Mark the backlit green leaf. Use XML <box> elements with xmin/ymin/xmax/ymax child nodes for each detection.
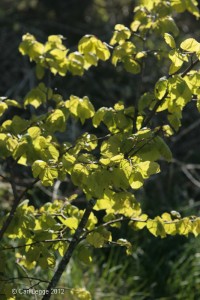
<box><xmin>45</xmin><ymin>109</ymin><xmax>66</xmax><ymax>132</ymax></box>
<box><xmin>168</xmin><ymin>49</ymin><xmax>188</xmax><ymax>74</ymax></box>
<box><xmin>71</xmin><ymin>163</ymin><xmax>89</xmax><ymax>186</ymax></box>
<box><xmin>65</xmin><ymin>95</ymin><xmax>95</xmax><ymax>124</ymax></box>
<box><xmin>70</xmin><ymin>288</ymin><xmax>92</xmax><ymax>300</ymax></box>
<box><xmin>32</xmin><ymin>160</ymin><xmax>58</xmax><ymax>186</ymax></box>
<box><xmin>164</xmin><ymin>33</ymin><xmax>176</xmax><ymax>48</ymax></box>
<box><xmin>154</xmin><ymin>78</ymin><xmax>168</xmax><ymax>100</ymax></box>
<box><xmin>110</xmin><ymin>24</ymin><xmax>131</xmax><ymax>45</ymax></box>
<box><xmin>24</xmin><ymin>86</ymin><xmax>46</xmax><ymax>108</ymax></box>
<box><xmin>0</xmin><ymin>102</ymin><xmax>8</xmax><ymax>117</ymax></box>
<box><xmin>147</xmin><ymin>217</ymin><xmax>167</xmax><ymax>238</ymax></box>
<box><xmin>180</xmin><ymin>38</ymin><xmax>200</xmax><ymax>52</ymax></box>
<box><xmin>123</xmin><ymin>57</ymin><xmax>141</xmax><ymax>74</ymax></box>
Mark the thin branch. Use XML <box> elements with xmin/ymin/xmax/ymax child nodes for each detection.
<box><xmin>65</xmin><ymin>133</ymin><xmax>111</xmax><ymax>153</ymax></box>
<box><xmin>180</xmin><ymin>58</ymin><xmax>199</xmax><ymax>78</ymax></box>
<box><xmin>37</xmin><ymin>184</ymin><xmax>66</xmax><ymax>200</ymax></box>
<box><xmin>28</xmin><ymin>281</ymin><xmax>46</xmax><ymax>290</ymax></box>
<box><xmin>172</xmin><ymin>158</ymin><xmax>200</xmax><ymax>188</ymax></box>
<box><xmin>42</xmin><ymin>199</ymin><xmax>96</xmax><ymax>300</ymax></box>
<box><xmin>16</xmin><ymin>262</ymin><xmax>37</xmax><ymax>300</ymax></box>
<box><xmin>81</xmin><ymin>213</ymin><xmax>199</xmax><ymax>243</ymax></box>
<box><xmin>180</xmin><ymin>201</ymin><xmax>200</xmax><ymax>212</ymax></box>
<box><xmin>126</xmin><ymin>127</ymin><xmax>162</xmax><ymax>158</ymax></box>
<box><xmin>172</xmin><ymin>158</ymin><xmax>200</xmax><ymax>170</ymax></box>
<box><xmin>0</xmin><ymin>238</ymin><xmax>71</xmax><ymax>251</ymax></box>
<box><xmin>181</xmin><ymin>167</ymin><xmax>200</xmax><ymax>188</ymax></box>
<box><xmin>16</xmin><ymin>263</ymin><xmax>32</xmax><ymax>285</ymax></box>
<box><xmin>143</xmin><ymin>91</ymin><xmax>168</xmax><ymax>127</ymax></box>
<box><xmin>0</xmin><ymin>277</ymin><xmax>50</xmax><ymax>283</ymax></box>
<box><xmin>185</xmin><ymin>163</ymin><xmax>200</xmax><ymax>170</ymax></box>
<box><xmin>80</xmin><ymin>216</ymin><xmax>147</xmax><ymax>241</ymax></box>
<box><xmin>172</xmin><ymin>118</ymin><xmax>200</xmax><ymax>143</ymax></box>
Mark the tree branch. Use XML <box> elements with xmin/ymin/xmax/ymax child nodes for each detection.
<box><xmin>0</xmin><ymin>277</ymin><xmax>49</xmax><ymax>283</ymax></box>
<box><xmin>0</xmin><ymin>238</ymin><xmax>71</xmax><ymax>251</ymax></box>
<box><xmin>181</xmin><ymin>167</ymin><xmax>200</xmax><ymax>188</ymax></box>
<box><xmin>143</xmin><ymin>91</ymin><xmax>168</xmax><ymax>128</ymax></box>
<box><xmin>80</xmin><ymin>216</ymin><xmax>146</xmax><ymax>241</ymax></box>
<box><xmin>180</xmin><ymin>57</ymin><xmax>199</xmax><ymax>78</ymax></box>
<box><xmin>42</xmin><ymin>199</ymin><xmax>96</xmax><ymax>300</ymax></box>
<box><xmin>172</xmin><ymin>118</ymin><xmax>200</xmax><ymax>143</ymax></box>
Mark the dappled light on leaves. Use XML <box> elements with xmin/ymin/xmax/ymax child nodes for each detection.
<box><xmin>1</xmin><ymin>0</ymin><xmax>200</xmax><ymax>299</ymax></box>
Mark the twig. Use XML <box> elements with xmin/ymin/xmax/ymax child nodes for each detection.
<box><xmin>172</xmin><ymin>118</ymin><xmax>200</xmax><ymax>143</ymax></box>
<box><xmin>126</xmin><ymin>127</ymin><xmax>162</xmax><ymax>158</ymax></box>
<box><xmin>172</xmin><ymin>158</ymin><xmax>200</xmax><ymax>188</ymax></box>
<box><xmin>80</xmin><ymin>216</ymin><xmax>147</xmax><ymax>241</ymax></box>
<box><xmin>180</xmin><ymin>58</ymin><xmax>199</xmax><ymax>78</ymax></box>
<box><xmin>16</xmin><ymin>262</ymin><xmax>37</xmax><ymax>300</ymax></box>
<box><xmin>0</xmin><ymin>277</ymin><xmax>49</xmax><ymax>283</ymax></box>
<box><xmin>143</xmin><ymin>91</ymin><xmax>168</xmax><ymax>127</ymax></box>
<box><xmin>181</xmin><ymin>167</ymin><xmax>200</xmax><ymax>188</ymax></box>
<box><xmin>0</xmin><ymin>238</ymin><xmax>71</xmax><ymax>251</ymax></box>
<box><xmin>180</xmin><ymin>201</ymin><xmax>200</xmax><ymax>212</ymax></box>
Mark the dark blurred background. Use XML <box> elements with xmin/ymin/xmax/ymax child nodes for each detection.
<box><xmin>1</xmin><ymin>0</ymin><xmax>200</xmax><ymax>299</ymax></box>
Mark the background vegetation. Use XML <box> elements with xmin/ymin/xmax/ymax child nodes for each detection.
<box><xmin>1</xmin><ymin>0</ymin><xmax>200</xmax><ymax>299</ymax></box>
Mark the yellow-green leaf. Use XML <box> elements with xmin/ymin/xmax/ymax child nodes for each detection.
<box><xmin>45</xmin><ymin>109</ymin><xmax>66</xmax><ymax>132</ymax></box>
<box><xmin>164</xmin><ymin>33</ymin><xmax>176</xmax><ymax>48</ymax></box>
<box><xmin>180</xmin><ymin>38</ymin><xmax>200</xmax><ymax>52</ymax></box>
<box><xmin>147</xmin><ymin>217</ymin><xmax>166</xmax><ymax>238</ymax></box>
<box><xmin>0</xmin><ymin>102</ymin><xmax>8</xmax><ymax>117</ymax></box>
<box><xmin>110</xmin><ymin>24</ymin><xmax>131</xmax><ymax>45</ymax></box>
<box><xmin>154</xmin><ymin>78</ymin><xmax>168</xmax><ymax>100</ymax></box>
<box><xmin>58</xmin><ymin>216</ymin><xmax>78</xmax><ymax>229</ymax></box>
<box><xmin>86</xmin><ymin>232</ymin><xmax>105</xmax><ymax>248</ymax></box>
<box><xmin>70</xmin><ymin>288</ymin><xmax>91</xmax><ymax>300</ymax></box>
